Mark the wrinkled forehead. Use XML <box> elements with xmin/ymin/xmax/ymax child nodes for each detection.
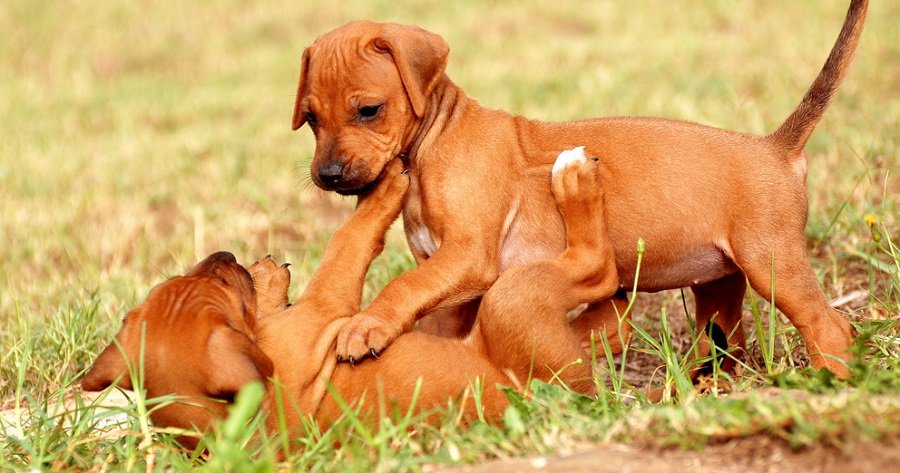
<box><xmin>143</xmin><ymin>276</ymin><xmax>222</xmax><ymax>316</ymax></box>
<box><xmin>304</xmin><ymin>36</ymin><xmax>400</xmax><ymax>99</ymax></box>
<box><xmin>141</xmin><ymin>276</ymin><xmax>255</xmax><ymax>332</ymax></box>
<box><xmin>312</xmin><ymin>20</ymin><xmax>382</xmax><ymax>54</ymax></box>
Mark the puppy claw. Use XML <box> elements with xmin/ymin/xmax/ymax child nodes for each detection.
<box><xmin>348</xmin><ymin>356</ymin><xmax>356</xmax><ymax>367</ymax></box>
<box><xmin>334</xmin><ymin>312</ymin><xmax>399</xmax><ymax>365</ymax></box>
<box><xmin>281</xmin><ymin>262</ymin><xmax>291</xmax><ymax>268</ymax></box>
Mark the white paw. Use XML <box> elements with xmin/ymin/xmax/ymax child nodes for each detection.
<box><xmin>552</xmin><ymin>146</ymin><xmax>587</xmax><ymax>176</ymax></box>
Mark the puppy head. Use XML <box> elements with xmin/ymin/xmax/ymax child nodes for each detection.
<box><xmin>292</xmin><ymin>21</ymin><xmax>449</xmax><ymax>194</ymax></box>
<box><xmin>82</xmin><ymin>251</ymin><xmax>274</xmax><ymax>449</ymax></box>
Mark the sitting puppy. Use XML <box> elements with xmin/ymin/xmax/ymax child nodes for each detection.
<box><xmin>83</xmin><ymin>154</ymin><xmax>622</xmax><ymax>448</ymax></box>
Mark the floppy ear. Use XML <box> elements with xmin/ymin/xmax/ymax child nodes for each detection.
<box><xmin>371</xmin><ymin>24</ymin><xmax>449</xmax><ymax>117</ymax></box>
<box><xmin>82</xmin><ymin>335</ymin><xmax>134</xmax><ymax>391</ymax></box>
<box><xmin>291</xmin><ymin>48</ymin><xmax>312</xmax><ymax>131</ymax></box>
<box><xmin>206</xmin><ymin>328</ymin><xmax>274</xmax><ymax>398</ymax></box>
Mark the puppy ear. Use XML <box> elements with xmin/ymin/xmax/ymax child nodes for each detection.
<box><xmin>82</xmin><ymin>334</ymin><xmax>134</xmax><ymax>391</ymax></box>
<box><xmin>291</xmin><ymin>48</ymin><xmax>312</xmax><ymax>131</ymax></box>
<box><xmin>206</xmin><ymin>328</ymin><xmax>274</xmax><ymax>398</ymax></box>
<box><xmin>372</xmin><ymin>24</ymin><xmax>449</xmax><ymax>117</ymax></box>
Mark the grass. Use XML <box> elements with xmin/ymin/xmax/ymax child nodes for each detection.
<box><xmin>1</xmin><ymin>0</ymin><xmax>898</xmax><ymax>471</ymax></box>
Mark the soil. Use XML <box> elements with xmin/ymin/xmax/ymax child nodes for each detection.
<box><xmin>435</xmin><ymin>436</ymin><xmax>900</xmax><ymax>473</ymax></box>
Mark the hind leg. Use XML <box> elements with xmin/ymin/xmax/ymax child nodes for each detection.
<box><xmin>570</xmin><ymin>294</ymin><xmax>632</xmax><ymax>356</ymax></box>
<box><xmin>735</xmin><ymin>241</ymin><xmax>852</xmax><ymax>378</ymax></box>
<box><xmin>473</xmin><ymin>147</ymin><xmax>619</xmax><ymax>393</ymax></box>
<box><xmin>690</xmin><ymin>271</ymin><xmax>747</xmax><ymax>375</ymax></box>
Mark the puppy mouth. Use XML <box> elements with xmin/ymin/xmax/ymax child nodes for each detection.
<box><xmin>315</xmin><ymin>153</ymin><xmax>403</xmax><ymax>195</ymax></box>
<box><xmin>330</xmin><ymin>161</ymin><xmax>394</xmax><ymax>195</ymax></box>
<box><xmin>333</xmin><ymin>178</ymin><xmax>379</xmax><ymax>196</ymax></box>
<box><xmin>313</xmin><ymin>163</ymin><xmax>378</xmax><ymax>195</ymax></box>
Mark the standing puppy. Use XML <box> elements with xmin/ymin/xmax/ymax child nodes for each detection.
<box><xmin>292</xmin><ymin>1</ymin><xmax>868</xmax><ymax>376</ymax></box>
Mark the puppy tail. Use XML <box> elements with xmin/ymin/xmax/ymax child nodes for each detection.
<box><xmin>768</xmin><ymin>0</ymin><xmax>868</xmax><ymax>155</ymax></box>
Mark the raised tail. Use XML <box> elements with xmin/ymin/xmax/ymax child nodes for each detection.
<box><xmin>768</xmin><ymin>0</ymin><xmax>868</xmax><ymax>154</ymax></box>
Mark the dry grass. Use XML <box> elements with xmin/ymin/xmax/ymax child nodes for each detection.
<box><xmin>1</xmin><ymin>0</ymin><xmax>897</xmax><ymax>470</ymax></box>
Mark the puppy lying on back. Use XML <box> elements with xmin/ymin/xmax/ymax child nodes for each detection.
<box><xmin>83</xmin><ymin>154</ymin><xmax>622</xmax><ymax>448</ymax></box>
<box><xmin>81</xmin><ymin>250</ymin><xmax>276</xmax><ymax>445</ymax></box>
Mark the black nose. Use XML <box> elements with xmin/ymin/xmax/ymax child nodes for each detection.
<box><xmin>206</xmin><ymin>251</ymin><xmax>238</xmax><ymax>265</ymax></box>
<box><xmin>186</xmin><ymin>251</ymin><xmax>238</xmax><ymax>276</ymax></box>
<box><xmin>318</xmin><ymin>162</ymin><xmax>344</xmax><ymax>187</ymax></box>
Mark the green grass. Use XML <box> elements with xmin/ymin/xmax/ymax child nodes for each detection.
<box><xmin>1</xmin><ymin>0</ymin><xmax>898</xmax><ymax>471</ymax></box>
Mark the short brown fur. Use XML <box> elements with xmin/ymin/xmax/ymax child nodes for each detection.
<box><xmin>294</xmin><ymin>1</ymin><xmax>868</xmax><ymax>377</ymax></box>
<box><xmin>83</xmin><ymin>159</ymin><xmax>622</xmax><ymax>446</ymax></box>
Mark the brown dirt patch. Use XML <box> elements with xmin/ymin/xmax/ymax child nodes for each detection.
<box><xmin>436</xmin><ymin>436</ymin><xmax>900</xmax><ymax>473</ymax></box>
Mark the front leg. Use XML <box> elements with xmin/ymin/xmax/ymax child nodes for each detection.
<box><xmin>335</xmin><ymin>237</ymin><xmax>499</xmax><ymax>363</ymax></box>
<box><xmin>293</xmin><ymin>159</ymin><xmax>409</xmax><ymax>319</ymax></box>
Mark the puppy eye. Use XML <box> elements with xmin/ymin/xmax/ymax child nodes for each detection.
<box><xmin>305</xmin><ymin>111</ymin><xmax>318</xmax><ymax>126</ymax></box>
<box><xmin>358</xmin><ymin>104</ymin><xmax>383</xmax><ymax>121</ymax></box>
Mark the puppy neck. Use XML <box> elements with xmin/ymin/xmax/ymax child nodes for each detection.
<box><xmin>402</xmin><ymin>75</ymin><xmax>469</xmax><ymax>168</ymax></box>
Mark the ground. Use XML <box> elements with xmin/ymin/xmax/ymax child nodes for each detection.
<box><xmin>439</xmin><ymin>437</ymin><xmax>900</xmax><ymax>473</ymax></box>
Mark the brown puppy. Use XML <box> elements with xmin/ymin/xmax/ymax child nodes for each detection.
<box><xmin>83</xmin><ymin>156</ymin><xmax>621</xmax><ymax>445</ymax></box>
<box><xmin>81</xmin><ymin>251</ymin><xmax>277</xmax><ymax>448</ymax></box>
<box><xmin>292</xmin><ymin>1</ymin><xmax>868</xmax><ymax>376</ymax></box>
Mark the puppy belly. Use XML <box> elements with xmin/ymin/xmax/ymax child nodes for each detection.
<box><xmin>618</xmin><ymin>244</ymin><xmax>740</xmax><ymax>291</ymax></box>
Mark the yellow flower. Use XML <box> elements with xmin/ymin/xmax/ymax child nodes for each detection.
<box><xmin>864</xmin><ymin>214</ymin><xmax>881</xmax><ymax>243</ymax></box>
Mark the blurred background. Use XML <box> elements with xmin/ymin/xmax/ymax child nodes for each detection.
<box><xmin>0</xmin><ymin>0</ymin><xmax>896</xmax><ymax>397</ymax></box>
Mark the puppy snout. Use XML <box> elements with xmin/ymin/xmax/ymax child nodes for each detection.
<box><xmin>207</xmin><ymin>251</ymin><xmax>238</xmax><ymax>265</ymax></box>
<box><xmin>318</xmin><ymin>161</ymin><xmax>345</xmax><ymax>187</ymax></box>
<box><xmin>187</xmin><ymin>251</ymin><xmax>238</xmax><ymax>276</ymax></box>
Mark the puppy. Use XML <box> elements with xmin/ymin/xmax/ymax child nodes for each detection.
<box><xmin>81</xmin><ymin>251</ymin><xmax>276</xmax><ymax>449</ymax></box>
<box><xmin>83</xmin><ymin>156</ymin><xmax>621</xmax><ymax>446</ymax></box>
<box><xmin>291</xmin><ymin>1</ymin><xmax>868</xmax><ymax>376</ymax></box>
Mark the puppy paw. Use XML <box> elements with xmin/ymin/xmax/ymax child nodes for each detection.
<box><xmin>551</xmin><ymin>146</ymin><xmax>603</xmax><ymax>220</ymax></box>
<box><xmin>552</xmin><ymin>146</ymin><xmax>588</xmax><ymax>176</ymax></box>
<box><xmin>334</xmin><ymin>312</ymin><xmax>400</xmax><ymax>365</ymax></box>
<box><xmin>248</xmin><ymin>255</ymin><xmax>291</xmax><ymax>316</ymax></box>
